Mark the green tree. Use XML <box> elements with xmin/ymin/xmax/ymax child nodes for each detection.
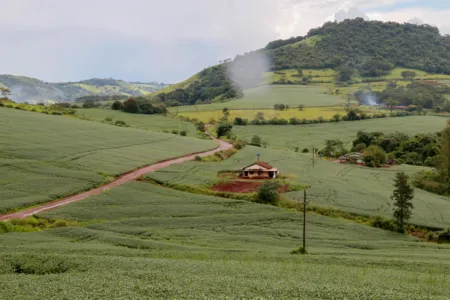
<box><xmin>216</xmin><ymin>123</ymin><xmax>233</xmax><ymax>137</ymax></box>
<box><xmin>386</xmin><ymin>98</ymin><xmax>399</xmax><ymax>114</ymax></box>
<box><xmin>363</xmin><ymin>145</ymin><xmax>387</xmax><ymax>167</ymax></box>
<box><xmin>391</xmin><ymin>172</ymin><xmax>414</xmax><ymax>232</ymax></box>
<box><xmin>122</xmin><ymin>98</ymin><xmax>139</xmax><ymax>113</ymax></box>
<box><xmin>439</xmin><ymin>120</ymin><xmax>450</xmax><ymax>184</ymax></box>
<box><xmin>0</xmin><ymin>87</ymin><xmax>11</xmax><ymax>98</ymax></box>
<box><xmin>336</xmin><ymin>66</ymin><xmax>354</xmax><ymax>82</ymax></box>
<box><xmin>250</xmin><ymin>135</ymin><xmax>262</xmax><ymax>147</ymax></box>
<box><xmin>322</xmin><ymin>139</ymin><xmax>347</xmax><ymax>157</ymax></box>
<box><xmin>256</xmin><ymin>181</ymin><xmax>281</xmax><ymax>205</ymax></box>
<box><xmin>401</xmin><ymin>71</ymin><xmax>416</xmax><ymax>80</ymax></box>
<box><xmin>222</xmin><ymin>107</ymin><xmax>230</xmax><ymax>116</ymax></box>
<box><xmin>298</xmin><ymin>104</ymin><xmax>305</xmax><ymax>111</ymax></box>
<box><xmin>111</xmin><ymin>100</ymin><xmax>122</xmax><ymax>110</ymax></box>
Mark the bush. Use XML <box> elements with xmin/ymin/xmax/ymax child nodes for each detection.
<box><xmin>180</xmin><ymin>130</ymin><xmax>187</xmax><ymax>136</ymax></box>
<box><xmin>111</xmin><ymin>100</ymin><xmax>122</xmax><ymax>110</ymax></box>
<box><xmin>291</xmin><ymin>246</ymin><xmax>307</xmax><ymax>255</ymax></box>
<box><xmin>0</xmin><ymin>222</ymin><xmax>13</xmax><ymax>233</ymax></box>
<box><xmin>234</xmin><ymin>117</ymin><xmax>248</xmax><ymax>125</ymax></box>
<box><xmin>51</xmin><ymin>220</ymin><xmax>68</xmax><ymax>228</ymax></box>
<box><xmin>232</xmin><ymin>139</ymin><xmax>247</xmax><ymax>150</ymax></box>
<box><xmin>104</xmin><ymin>117</ymin><xmax>113</xmax><ymax>122</ymax></box>
<box><xmin>250</xmin><ymin>135</ymin><xmax>262</xmax><ymax>147</ymax></box>
<box><xmin>363</xmin><ymin>145</ymin><xmax>387</xmax><ymax>167</ymax></box>
<box><xmin>302</xmin><ymin>148</ymin><xmax>309</xmax><ymax>153</ymax></box>
<box><xmin>122</xmin><ymin>98</ymin><xmax>139</xmax><ymax>113</ymax></box>
<box><xmin>171</xmin><ymin>129</ymin><xmax>179</xmax><ymax>135</ymax></box>
<box><xmin>115</xmin><ymin>120</ymin><xmax>126</xmax><ymax>126</ymax></box>
<box><xmin>370</xmin><ymin>216</ymin><xmax>398</xmax><ymax>232</ymax></box>
<box><xmin>194</xmin><ymin>155</ymin><xmax>202</xmax><ymax>161</ymax></box>
<box><xmin>256</xmin><ymin>181</ymin><xmax>280</xmax><ymax>205</ymax></box>
<box><xmin>216</xmin><ymin>123</ymin><xmax>233</xmax><ymax>137</ymax></box>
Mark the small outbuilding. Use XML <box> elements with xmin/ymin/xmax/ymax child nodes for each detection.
<box><xmin>239</xmin><ymin>161</ymin><xmax>279</xmax><ymax>179</ymax></box>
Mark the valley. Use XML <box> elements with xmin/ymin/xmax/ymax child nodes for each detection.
<box><xmin>1</xmin><ymin>18</ymin><xmax>450</xmax><ymax>299</ymax></box>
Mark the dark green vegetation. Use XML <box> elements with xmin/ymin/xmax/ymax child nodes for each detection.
<box><xmin>269</xmin><ymin>19</ymin><xmax>450</xmax><ymax>74</ymax></box>
<box><xmin>233</xmin><ymin>116</ymin><xmax>447</xmax><ymax>151</ymax></box>
<box><xmin>0</xmin><ymin>107</ymin><xmax>215</xmax><ymax>213</ymax></box>
<box><xmin>0</xmin><ymin>182</ymin><xmax>448</xmax><ymax>299</ymax></box>
<box><xmin>118</xmin><ymin>97</ymin><xmax>168</xmax><ymax>115</ymax></box>
<box><xmin>0</xmin><ymin>75</ymin><xmax>169</xmax><ymax>102</ymax></box>
<box><xmin>148</xmin><ymin>145</ymin><xmax>450</xmax><ymax>228</ymax></box>
<box><xmin>351</xmin><ymin>130</ymin><xmax>440</xmax><ymax>166</ymax></box>
<box><xmin>153</xmin><ymin>64</ymin><xmax>242</xmax><ymax>106</ymax></box>
<box><xmin>392</xmin><ymin>172</ymin><xmax>415</xmax><ymax>232</ymax></box>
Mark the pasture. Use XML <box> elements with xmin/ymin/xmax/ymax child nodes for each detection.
<box><xmin>76</xmin><ymin>108</ymin><xmax>198</xmax><ymax>137</ymax></box>
<box><xmin>148</xmin><ymin>145</ymin><xmax>450</xmax><ymax>228</ymax></box>
<box><xmin>177</xmin><ymin>105</ymin><xmax>376</xmax><ymax>123</ymax></box>
<box><xmin>0</xmin><ymin>107</ymin><xmax>216</xmax><ymax>213</ymax></box>
<box><xmin>169</xmin><ymin>85</ymin><xmax>345</xmax><ymax>113</ymax></box>
<box><xmin>233</xmin><ymin>116</ymin><xmax>448</xmax><ymax>151</ymax></box>
<box><xmin>0</xmin><ymin>182</ymin><xmax>448</xmax><ymax>298</ymax></box>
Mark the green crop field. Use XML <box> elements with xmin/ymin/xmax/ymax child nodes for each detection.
<box><xmin>0</xmin><ymin>182</ymin><xmax>448</xmax><ymax>299</ymax></box>
<box><xmin>233</xmin><ymin>116</ymin><xmax>448</xmax><ymax>151</ymax></box>
<box><xmin>0</xmin><ymin>107</ymin><xmax>216</xmax><ymax>213</ymax></box>
<box><xmin>76</xmin><ymin>108</ymin><xmax>199</xmax><ymax>137</ymax></box>
<box><xmin>149</xmin><ymin>145</ymin><xmax>450</xmax><ymax>228</ymax></box>
<box><xmin>169</xmin><ymin>85</ymin><xmax>345</xmax><ymax>113</ymax></box>
<box><xmin>177</xmin><ymin>105</ymin><xmax>376</xmax><ymax>123</ymax></box>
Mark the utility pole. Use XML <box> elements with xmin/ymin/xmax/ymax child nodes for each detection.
<box><xmin>303</xmin><ymin>189</ymin><xmax>307</xmax><ymax>250</ymax></box>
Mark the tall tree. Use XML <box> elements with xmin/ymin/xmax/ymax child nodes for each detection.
<box><xmin>0</xmin><ymin>87</ymin><xmax>11</xmax><ymax>99</ymax></box>
<box><xmin>386</xmin><ymin>98</ymin><xmax>399</xmax><ymax>113</ymax></box>
<box><xmin>391</xmin><ymin>172</ymin><xmax>414</xmax><ymax>232</ymax></box>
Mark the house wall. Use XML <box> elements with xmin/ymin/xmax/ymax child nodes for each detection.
<box><xmin>246</xmin><ymin>170</ymin><xmax>271</xmax><ymax>179</ymax></box>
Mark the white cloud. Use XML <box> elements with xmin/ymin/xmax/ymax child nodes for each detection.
<box><xmin>1</xmin><ymin>0</ymin><xmax>450</xmax><ymax>82</ymax></box>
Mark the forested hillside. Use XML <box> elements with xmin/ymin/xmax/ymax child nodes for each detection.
<box><xmin>0</xmin><ymin>75</ymin><xmax>169</xmax><ymax>103</ymax></box>
<box><xmin>156</xmin><ymin>19</ymin><xmax>450</xmax><ymax>106</ymax></box>
<box><xmin>269</xmin><ymin>18</ymin><xmax>450</xmax><ymax>73</ymax></box>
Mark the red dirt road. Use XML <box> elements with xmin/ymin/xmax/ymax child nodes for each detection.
<box><xmin>0</xmin><ymin>135</ymin><xmax>232</xmax><ymax>221</ymax></box>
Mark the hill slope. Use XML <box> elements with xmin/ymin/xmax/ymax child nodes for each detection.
<box><xmin>0</xmin><ymin>75</ymin><xmax>170</xmax><ymax>103</ymax></box>
<box><xmin>155</xmin><ymin>19</ymin><xmax>450</xmax><ymax>106</ymax></box>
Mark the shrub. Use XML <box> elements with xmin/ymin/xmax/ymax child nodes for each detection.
<box><xmin>438</xmin><ymin>229</ymin><xmax>450</xmax><ymax>243</ymax></box>
<box><xmin>194</xmin><ymin>155</ymin><xmax>202</xmax><ymax>161</ymax></box>
<box><xmin>256</xmin><ymin>181</ymin><xmax>281</xmax><ymax>205</ymax></box>
<box><xmin>122</xmin><ymin>98</ymin><xmax>139</xmax><ymax>113</ymax></box>
<box><xmin>291</xmin><ymin>246</ymin><xmax>307</xmax><ymax>255</ymax></box>
<box><xmin>104</xmin><ymin>117</ymin><xmax>113</xmax><ymax>122</ymax></box>
<box><xmin>51</xmin><ymin>220</ymin><xmax>68</xmax><ymax>228</ymax></box>
<box><xmin>180</xmin><ymin>130</ymin><xmax>187</xmax><ymax>136</ymax></box>
<box><xmin>232</xmin><ymin>139</ymin><xmax>247</xmax><ymax>150</ymax></box>
<box><xmin>370</xmin><ymin>216</ymin><xmax>398</xmax><ymax>232</ymax></box>
<box><xmin>302</xmin><ymin>148</ymin><xmax>309</xmax><ymax>153</ymax></box>
<box><xmin>0</xmin><ymin>222</ymin><xmax>13</xmax><ymax>233</ymax></box>
<box><xmin>234</xmin><ymin>117</ymin><xmax>248</xmax><ymax>125</ymax></box>
<box><xmin>216</xmin><ymin>123</ymin><xmax>233</xmax><ymax>137</ymax></box>
<box><xmin>111</xmin><ymin>100</ymin><xmax>122</xmax><ymax>110</ymax></box>
<box><xmin>171</xmin><ymin>129</ymin><xmax>179</xmax><ymax>135</ymax></box>
<box><xmin>363</xmin><ymin>145</ymin><xmax>387</xmax><ymax>167</ymax></box>
<box><xmin>115</xmin><ymin>120</ymin><xmax>126</xmax><ymax>126</ymax></box>
<box><xmin>250</xmin><ymin>135</ymin><xmax>262</xmax><ymax>147</ymax></box>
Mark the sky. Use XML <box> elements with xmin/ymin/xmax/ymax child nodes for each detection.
<box><xmin>1</xmin><ymin>0</ymin><xmax>450</xmax><ymax>83</ymax></box>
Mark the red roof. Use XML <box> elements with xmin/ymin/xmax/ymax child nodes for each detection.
<box><xmin>242</xmin><ymin>161</ymin><xmax>274</xmax><ymax>170</ymax></box>
<box><xmin>256</xmin><ymin>161</ymin><xmax>273</xmax><ymax>169</ymax></box>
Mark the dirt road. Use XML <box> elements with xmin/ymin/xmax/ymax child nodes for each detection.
<box><xmin>0</xmin><ymin>136</ymin><xmax>232</xmax><ymax>221</ymax></box>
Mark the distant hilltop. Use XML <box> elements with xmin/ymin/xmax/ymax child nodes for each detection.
<box><xmin>0</xmin><ymin>75</ymin><xmax>171</xmax><ymax>103</ymax></box>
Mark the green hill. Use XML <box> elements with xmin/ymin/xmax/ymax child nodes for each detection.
<box><xmin>0</xmin><ymin>75</ymin><xmax>170</xmax><ymax>103</ymax></box>
<box><xmin>155</xmin><ymin>19</ymin><xmax>450</xmax><ymax>107</ymax></box>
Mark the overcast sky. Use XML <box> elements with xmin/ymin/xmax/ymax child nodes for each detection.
<box><xmin>1</xmin><ymin>0</ymin><xmax>449</xmax><ymax>83</ymax></box>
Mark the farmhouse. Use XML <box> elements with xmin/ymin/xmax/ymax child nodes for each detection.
<box><xmin>239</xmin><ymin>161</ymin><xmax>279</xmax><ymax>179</ymax></box>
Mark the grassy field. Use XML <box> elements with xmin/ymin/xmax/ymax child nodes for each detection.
<box><xmin>0</xmin><ymin>181</ymin><xmax>448</xmax><ymax>298</ymax></box>
<box><xmin>233</xmin><ymin>116</ymin><xmax>448</xmax><ymax>151</ymax></box>
<box><xmin>76</xmin><ymin>108</ymin><xmax>199</xmax><ymax>137</ymax></box>
<box><xmin>0</xmin><ymin>107</ymin><xmax>216</xmax><ymax>213</ymax></box>
<box><xmin>169</xmin><ymin>85</ymin><xmax>346</xmax><ymax>113</ymax></box>
<box><xmin>177</xmin><ymin>105</ymin><xmax>377</xmax><ymax>123</ymax></box>
<box><xmin>148</xmin><ymin>145</ymin><xmax>450</xmax><ymax>228</ymax></box>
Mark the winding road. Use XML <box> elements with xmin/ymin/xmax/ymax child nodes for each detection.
<box><xmin>0</xmin><ymin>135</ymin><xmax>232</xmax><ymax>221</ymax></box>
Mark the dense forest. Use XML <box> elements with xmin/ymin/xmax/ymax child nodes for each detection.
<box><xmin>269</xmin><ymin>19</ymin><xmax>450</xmax><ymax>73</ymax></box>
<box><xmin>153</xmin><ymin>64</ymin><xmax>243</xmax><ymax>106</ymax></box>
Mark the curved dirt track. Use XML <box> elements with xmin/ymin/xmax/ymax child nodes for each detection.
<box><xmin>0</xmin><ymin>135</ymin><xmax>232</xmax><ymax>221</ymax></box>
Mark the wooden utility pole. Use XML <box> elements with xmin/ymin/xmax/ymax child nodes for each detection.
<box><xmin>303</xmin><ymin>189</ymin><xmax>307</xmax><ymax>250</ymax></box>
